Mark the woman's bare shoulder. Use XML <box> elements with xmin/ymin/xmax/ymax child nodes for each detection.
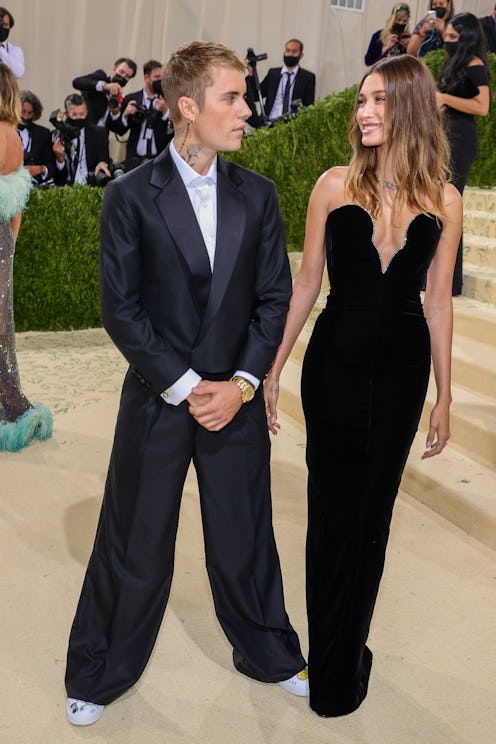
<box><xmin>0</xmin><ymin>122</ymin><xmax>23</xmax><ymax>173</ymax></box>
<box><xmin>312</xmin><ymin>166</ymin><xmax>349</xmax><ymax>211</ymax></box>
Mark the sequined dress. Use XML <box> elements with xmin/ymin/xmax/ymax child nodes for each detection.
<box><xmin>0</xmin><ymin>165</ymin><xmax>52</xmax><ymax>451</ymax></box>
<box><xmin>301</xmin><ymin>204</ymin><xmax>443</xmax><ymax>716</ymax></box>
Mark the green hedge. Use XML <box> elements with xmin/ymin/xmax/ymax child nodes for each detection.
<box><xmin>15</xmin><ymin>186</ymin><xmax>103</xmax><ymax>331</ymax></box>
<box><xmin>13</xmin><ymin>51</ymin><xmax>496</xmax><ymax>330</ymax></box>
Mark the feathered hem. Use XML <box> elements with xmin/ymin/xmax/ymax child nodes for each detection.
<box><xmin>0</xmin><ymin>403</ymin><xmax>53</xmax><ymax>452</ymax></box>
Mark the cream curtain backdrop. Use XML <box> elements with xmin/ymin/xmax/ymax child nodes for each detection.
<box><xmin>4</xmin><ymin>0</ymin><xmax>493</xmax><ymax>126</ymax></box>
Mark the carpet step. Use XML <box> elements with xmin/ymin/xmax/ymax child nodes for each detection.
<box><xmin>462</xmin><ymin>264</ymin><xmax>496</xmax><ymax>305</ymax></box>
<box><xmin>463</xmin><ymin>233</ymin><xmax>496</xmax><ymax>271</ymax></box>
<box><xmin>463</xmin><ymin>187</ymin><xmax>496</xmax><ymax>214</ymax></box>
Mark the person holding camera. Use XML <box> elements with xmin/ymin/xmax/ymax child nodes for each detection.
<box><xmin>407</xmin><ymin>0</ymin><xmax>454</xmax><ymax>57</ymax></box>
<box><xmin>72</xmin><ymin>57</ymin><xmax>137</xmax><ymax>127</ymax></box>
<box><xmin>112</xmin><ymin>59</ymin><xmax>173</xmax><ymax>171</ymax></box>
<box><xmin>246</xmin><ymin>38</ymin><xmax>315</xmax><ymax>128</ymax></box>
<box><xmin>52</xmin><ymin>94</ymin><xmax>111</xmax><ymax>186</ymax></box>
<box><xmin>0</xmin><ymin>7</ymin><xmax>24</xmax><ymax>78</ymax></box>
<box><xmin>17</xmin><ymin>90</ymin><xmax>55</xmax><ymax>185</ymax></box>
<box><xmin>364</xmin><ymin>3</ymin><xmax>411</xmax><ymax>66</ymax></box>
<box><xmin>479</xmin><ymin>2</ymin><xmax>496</xmax><ymax>53</ymax></box>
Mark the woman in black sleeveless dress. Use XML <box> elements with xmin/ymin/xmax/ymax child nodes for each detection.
<box><xmin>436</xmin><ymin>12</ymin><xmax>490</xmax><ymax>295</ymax></box>
<box><xmin>265</xmin><ymin>56</ymin><xmax>462</xmax><ymax>717</ymax></box>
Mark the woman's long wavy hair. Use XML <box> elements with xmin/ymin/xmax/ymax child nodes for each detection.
<box><xmin>438</xmin><ymin>13</ymin><xmax>488</xmax><ymax>94</ymax></box>
<box><xmin>346</xmin><ymin>55</ymin><xmax>451</xmax><ymax>221</ymax></box>
<box><xmin>379</xmin><ymin>3</ymin><xmax>411</xmax><ymax>48</ymax></box>
<box><xmin>0</xmin><ymin>62</ymin><xmax>21</xmax><ymax>124</ymax></box>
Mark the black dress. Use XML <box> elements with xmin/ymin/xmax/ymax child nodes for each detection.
<box><xmin>301</xmin><ymin>204</ymin><xmax>442</xmax><ymax>716</ymax></box>
<box><xmin>441</xmin><ymin>64</ymin><xmax>489</xmax><ymax>295</ymax></box>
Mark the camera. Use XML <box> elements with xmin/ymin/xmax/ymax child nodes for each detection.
<box><xmin>107</xmin><ymin>73</ymin><xmax>128</xmax><ymax>109</ymax></box>
<box><xmin>128</xmin><ymin>104</ymin><xmax>152</xmax><ymax>124</ymax></box>
<box><xmin>86</xmin><ymin>162</ymin><xmax>125</xmax><ymax>187</ymax></box>
<box><xmin>246</xmin><ymin>48</ymin><xmax>268</xmax><ymax>66</ymax></box>
<box><xmin>49</xmin><ymin>109</ymin><xmax>81</xmax><ymax>146</ymax></box>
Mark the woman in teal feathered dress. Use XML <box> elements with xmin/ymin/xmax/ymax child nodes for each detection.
<box><xmin>0</xmin><ymin>62</ymin><xmax>52</xmax><ymax>451</ymax></box>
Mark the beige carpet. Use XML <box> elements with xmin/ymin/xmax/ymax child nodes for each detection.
<box><xmin>1</xmin><ymin>329</ymin><xmax>495</xmax><ymax>744</ymax></box>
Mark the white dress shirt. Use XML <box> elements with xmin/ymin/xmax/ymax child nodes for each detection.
<box><xmin>161</xmin><ymin>141</ymin><xmax>259</xmax><ymax>406</ymax></box>
<box><xmin>269</xmin><ymin>65</ymin><xmax>299</xmax><ymax>120</ymax></box>
<box><xmin>0</xmin><ymin>41</ymin><xmax>25</xmax><ymax>78</ymax></box>
<box><xmin>55</xmin><ymin>128</ymin><xmax>88</xmax><ymax>185</ymax></box>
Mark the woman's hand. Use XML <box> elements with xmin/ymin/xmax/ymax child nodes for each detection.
<box><xmin>264</xmin><ymin>372</ymin><xmax>281</xmax><ymax>435</ymax></box>
<box><xmin>422</xmin><ymin>402</ymin><xmax>450</xmax><ymax>459</ymax></box>
<box><xmin>382</xmin><ymin>33</ymin><xmax>399</xmax><ymax>54</ymax></box>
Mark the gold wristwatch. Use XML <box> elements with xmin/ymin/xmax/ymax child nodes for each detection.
<box><xmin>230</xmin><ymin>375</ymin><xmax>255</xmax><ymax>403</ymax></box>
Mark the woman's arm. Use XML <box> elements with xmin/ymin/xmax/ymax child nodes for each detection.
<box><xmin>264</xmin><ymin>167</ymin><xmax>345</xmax><ymax>433</ymax></box>
<box><xmin>436</xmin><ymin>86</ymin><xmax>490</xmax><ymax>117</ymax></box>
<box><xmin>422</xmin><ymin>183</ymin><xmax>462</xmax><ymax>458</ymax></box>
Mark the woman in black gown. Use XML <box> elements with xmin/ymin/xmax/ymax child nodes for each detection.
<box><xmin>436</xmin><ymin>12</ymin><xmax>490</xmax><ymax>295</ymax></box>
<box><xmin>265</xmin><ymin>55</ymin><xmax>462</xmax><ymax>717</ymax></box>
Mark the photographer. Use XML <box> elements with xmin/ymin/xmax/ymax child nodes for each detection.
<box><xmin>0</xmin><ymin>6</ymin><xmax>24</xmax><ymax>78</ymax></box>
<box><xmin>113</xmin><ymin>59</ymin><xmax>172</xmax><ymax>171</ymax></box>
<box><xmin>52</xmin><ymin>94</ymin><xmax>111</xmax><ymax>186</ymax></box>
<box><xmin>72</xmin><ymin>57</ymin><xmax>137</xmax><ymax>127</ymax></box>
<box><xmin>245</xmin><ymin>39</ymin><xmax>315</xmax><ymax>128</ymax></box>
<box><xmin>407</xmin><ymin>0</ymin><xmax>454</xmax><ymax>57</ymax></box>
<box><xmin>18</xmin><ymin>90</ymin><xmax>55</xmax><ymax>185</ymax></box>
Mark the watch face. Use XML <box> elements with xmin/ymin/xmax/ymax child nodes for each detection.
<box><xmin>243</xmin><ymin>386</ymin><xmax>255</xmax><ymax>402</ymax></box>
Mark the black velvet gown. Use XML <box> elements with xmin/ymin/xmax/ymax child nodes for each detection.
<box><xmin>301</xmin><ymin>204</ymin><xmax>443</xmax><ymax>716</ymax></box>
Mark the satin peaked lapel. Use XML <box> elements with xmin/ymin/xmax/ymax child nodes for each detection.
<box><xmin>152</xmin><ymin>149</ymin><xmax>212</xmax><ymax>312</ymax></box>
<box><xmin>197</xmin><ymin>159</ymin><xmax>246</xmax><ymax>340</ymax></box>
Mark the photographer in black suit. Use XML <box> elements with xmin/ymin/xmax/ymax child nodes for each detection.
<box><xmin>113</xmin><ymin>59</ymin><xmax>173</xmax><ymax>171</ymax></box>
<box><xmin>246</xmin><ymin>38</ymin><xmax>316</xmax><ymax>128</ymax></box>
<box><xmin>52</xmin><ymin>94</ymin><xmax>111</xmax><ymax>186</ymax></box>
<box><xmin>18</xmin><ymin>90</ymin><xmax>55</xmax><ymax>184</ymax></box>
<box><xmin>72</xmin><ymin>57</ymin><xmax>137</xmax><ymax>127</ymax></box>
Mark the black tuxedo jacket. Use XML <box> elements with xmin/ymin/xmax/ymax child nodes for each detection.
<box><xmin>53</xmin><ymin>124</ymin><xmax>110</xmax><ymax>186</ymax></box>
<box><xmin>113</xmin><ymin>89</ymin><xmax>173</xmax><ymax>161</ymax></box>
<box><xmin>247</xmin><ymin>66</ymin><xmax>316</xmax><ymax>127</ymax></box>
<box><xmin>480</xmin><ymin>16</ymin><xmax>496</xmax><ymax>53</ymax></box>
<box><xmin>100</xmin><ymin>147</ymin><xmax>292</xmax><ymax>392</ymax></box>
<box><xmin>19</xmin><ymin>122</ymin><xmax>56</xmax><ymax>182</ymax></box>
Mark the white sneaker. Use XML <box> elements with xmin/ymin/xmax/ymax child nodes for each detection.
<box><xmin>66</xmin><ymin>698</ymin><xmax>104</xmax><ymax>726</ymax></box>
<box><xmin>278</xmin><ymin>667</ymin><xmax>309</xmax><ymax>697</ymax></box>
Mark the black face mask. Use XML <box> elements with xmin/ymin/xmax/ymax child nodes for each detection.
<box><xmin>19</xmin><ymin>119</ymin><xmax>33</xmax><ymax>129</ymax></box>
<box><xmin>0</xmin><ymin>26</ymin><xmax>9</xmax><ymax>42</ymax></box>
<box><xmin>111</xmin><ymin>73</ymin><xmax>128</xmax><ymax>87</ymax></box>
<box><xmin>392</xmin><ymin>23</ymin><xmax>407</xmax><ymax>35</ymax></box>
<box><xmin>444</xmin><ymin>40</ymin><xmax>458</xmax><ymax>57</ymax></box>
<box><xmin>69</xmin><ymin>118</ymin><xmax>86</xmax><ymax>130</ymax></box>
<box><xmin>152</xmin><ymin>78</ymin><xmax>163</xmax><ymax>97</ymax></box>
<box><xmin>283</xmin><ymin>55</ymin><xmax>300</xmax><ymax>68</ymax></box>
<box><xmin>434</xmin><ymin>6</ymin><xmax>447</xmax><ymax>19</ymax></box>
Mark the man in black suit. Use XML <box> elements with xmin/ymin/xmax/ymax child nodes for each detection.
<box><xmin>479</xmin><ymin>3</ymin><xmax>496</xmax><ymax>53</ymax></box>
<box><xmin>246</xmin><ymin>38</ymin><xmax>316</xmax><ymax>128</ymax></box>
<box><xmin>72</xmin><ymin>57</ymin><xmax>137</xmax><ymax>126</ymax></box>
<box><xmin>18</xmin><ymin>90</ymin><xmax>55</xmax><ymax>184</ymax></box>
<box><xmin>113</xmin><ymin>59</ymin><xmax>173</xmax><ymax>171</ymax></box>
<box><xmin>65</xmin><ymin>40</ymin><xmax>307</xmax><ymax>727</ymax></box>
<box><xmin>52</xmin><ymin>94</ymin><xmax>111</xmax><ymax>186</ymax></box>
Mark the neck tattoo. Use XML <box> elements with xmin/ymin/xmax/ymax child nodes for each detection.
<box><xmin>383</xmin><ymin>180</ymin><xmax>399</xmax><ymax>191</ymax></box>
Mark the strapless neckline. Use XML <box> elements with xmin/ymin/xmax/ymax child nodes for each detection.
<box><xmin>328</xmin><ymin>203</ymin><xmax>433</xmax><ymax>275</ymax></box>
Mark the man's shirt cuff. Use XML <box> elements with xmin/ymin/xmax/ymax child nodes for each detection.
<box><xmin>161</xmin><ymin>369</ymin><xmax>202</xmax><ymax>406</ymax></box>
